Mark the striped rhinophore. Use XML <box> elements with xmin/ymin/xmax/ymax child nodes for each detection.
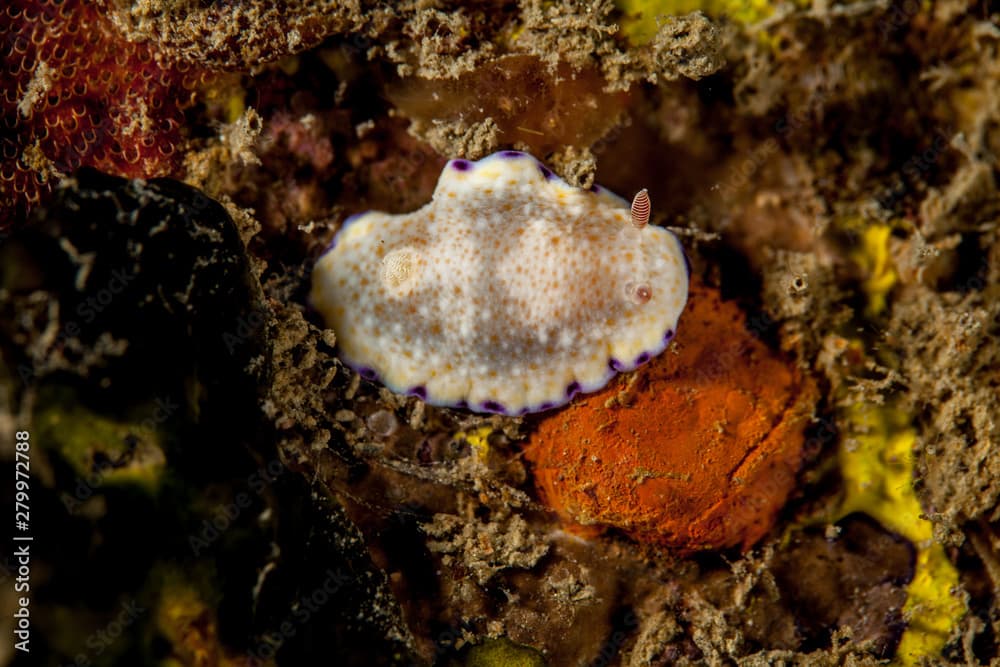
<box><xmin>630</xmin><ymin>188</ymin><xmax>650</xmax><ymax>228</ymax></box>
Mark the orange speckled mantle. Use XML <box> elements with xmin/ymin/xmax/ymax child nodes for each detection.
<box><xmin>524</xmin><ymin>282</ymin><xmax>819</xmax><ymax>553</ymax></box>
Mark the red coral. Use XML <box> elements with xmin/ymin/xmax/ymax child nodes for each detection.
<box><xmin>0</xmin><ymin>0</ymin><xmax>214</xmax><ymax>227</ymax></box>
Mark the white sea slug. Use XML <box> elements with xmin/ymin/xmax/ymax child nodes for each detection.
<box><xmin>310</xmin><ymin>151</ymin><xmax>689</xmax><ymax>415</ymax></box>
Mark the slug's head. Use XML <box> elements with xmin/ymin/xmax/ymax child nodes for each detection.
<box><xmin>604</xmin><ymin>187</ymin><xmax>689</xmax><ymax>372</ymax></box>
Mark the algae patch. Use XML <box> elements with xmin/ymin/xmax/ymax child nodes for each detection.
<box><xmin>836</xmin><ymin>404</ymin><xmax>965</xmax><ymax>666</ymax></box>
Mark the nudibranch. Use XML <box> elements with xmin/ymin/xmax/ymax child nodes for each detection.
<box><xmin>310</xmin><ymin>151</ymin><xmax>689</xmax><ymax>415</ymax></box>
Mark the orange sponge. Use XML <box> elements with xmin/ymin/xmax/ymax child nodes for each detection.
<box><xmin>524</xmin><ymin>282</ymin><xmax>818</xmax><ymax>553</ymax></box>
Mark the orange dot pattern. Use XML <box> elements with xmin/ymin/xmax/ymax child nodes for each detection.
<box><xmin>0</xmin><ymin>0</ymin><xmax>213</xmax><ymax>226</ymax></box>
<box><xmin>310</xmin><ymin>152</ymin><xmax>689</xmax><ymax>414</ymax></box>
